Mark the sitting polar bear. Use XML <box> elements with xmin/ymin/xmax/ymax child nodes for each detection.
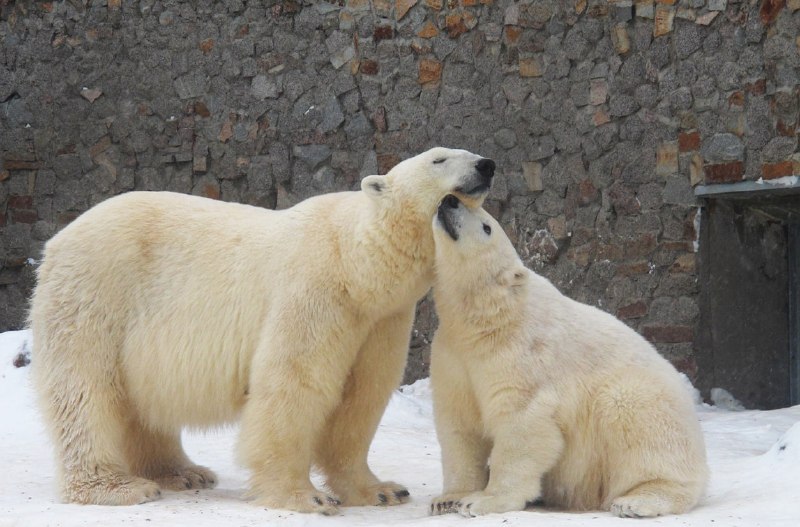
<box><xmin>29</xmin><ymin>147</ymin><xmax>495</xmax><ymax>514</ymax></box>
<box><xmin>428</xmin><ymin>197</ymin><xmax>708</xmax><ymax>518</ymax></box>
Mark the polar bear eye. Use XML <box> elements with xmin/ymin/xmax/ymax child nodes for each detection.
<box><xmin>483</xmin><ymin>223</ymin><xmax>491</xmax><ymax>235</ymax></box>
<box><xmin>433</xmin><ymin>158</ymin><xmax>447</xmax><ymax>164</ymax></box>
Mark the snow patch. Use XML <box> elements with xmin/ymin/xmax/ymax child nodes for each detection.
<box><xmin>710</xmin><ymin>387</ymin><xmax>747</xmax><ymax>411</ymax></box>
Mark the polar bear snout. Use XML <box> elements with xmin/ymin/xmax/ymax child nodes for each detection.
<box><xmin>454</xmin><ymin>158</ymin><xmax>495</xmax><ymax>198</ymax></box>
<box><xmin>436</xmin><ymin>195</ymin><xmax>464</xmax><ymax>241</ymax></box>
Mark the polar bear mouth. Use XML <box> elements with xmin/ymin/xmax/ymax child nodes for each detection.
<box><xmin>436</xmin><ymin>195</ymin><xmax>461</xmax><ymax>241</ymax></box>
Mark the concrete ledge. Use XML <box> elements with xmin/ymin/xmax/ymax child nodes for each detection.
<box><xmin>695</xmin><ymin>177</ymin><xmax>800</xmax><ymax>199</ymax></box>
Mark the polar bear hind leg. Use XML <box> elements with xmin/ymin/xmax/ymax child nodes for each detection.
<box><xmin>37</xmin><ymin>343</ymin><xmax>162</xmax><ymax>505</ymax></box>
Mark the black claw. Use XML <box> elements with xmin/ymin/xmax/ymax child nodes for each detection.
<box><xmin>394</xmin><ymin>489</ymin><xmax>410</xmax><ymax>498</ymax></box>
<box><xmin>378</xmin><ymin>493</ymin><xmax>388</xmax><ymax>504</ymax></box>
<box><xmin>436</xmin><ymin>502</ymin><xmax>442</xmax><ymax>512</ymax></box>
<box><xmin>313</xmin><ymin>496</ymin><xmax>323</xmax><ymax>506</ymax></box>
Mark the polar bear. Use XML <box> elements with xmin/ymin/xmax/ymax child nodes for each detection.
<box><xmin>28</xmin><ymin>147</ymin><xmax>495</xmax><ymax>514</ymax></box>
<box><xmin>428</xmin><ymin>197</ymin><xmax>708</xmax><ymax>518</ymax></box>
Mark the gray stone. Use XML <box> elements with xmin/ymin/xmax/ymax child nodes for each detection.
<box><xmin>609</xmin><ymin>94</ymin><xmax>639</xmax><ymax>117</ymax></box>
<box><xmin>494</xmin><ymin>128</ymin><xmax>517</xmax><ymax>150</ymax></box>
<box><xmin>761</xmin><ymin>137</ymin><xmax>798</xmax><ymax>163</ymax></box>
<box><xmin>562</xmin><ymin>28</ymin><xmax>589</xmax><ymax>61</ymax></box>
<box><xmin>662</xmin><ymin>175</ymin><xmax>695</xmax><ymax>206</ymax></box>
<box><xmin>530</xmin><ymin>136</ymin><xmax>556</xmax><ymax>161</ymax></box>
<box><xmin>701</xmin><ymin>133</ymin><xmax>744</xmax><ymax>163</ymax></box>
<box><xmin>670</xmin><ymin>87</ymin><xmax>693</xmax><ymax>111</ymax></box>
<box><xmin>293</xmin><ymin>144</ymin><xmax>331</xmax><ymax>171</ymax></box>
<box><xmin>674</xmin><ymin>22</ymin><xmax>705</xmax><ymax>59</ymax></box>
<box><xmin>635</xmin><ymin>84</ymin><xmax>659</xmax><ymax>109</ymax></box>
<box><xmin>174</xmin><ymin>72</ymin><xmax>208</xmax><ymax>99</ymax></box>
<box><xmin>251</xmin><ymin>75</ymin><xmax>280</xmax><ymax>99</ymax></box>
<box><xmin>344</xmin><ymin>112</ymin><xmax>372</xmax><ymax>139</ymax></box>
<box><xmin>317</xmin><ymin>96</ymin><xmax>345</xmax><ymax>134</ymax></box>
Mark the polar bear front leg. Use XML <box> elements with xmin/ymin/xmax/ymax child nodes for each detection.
<box><xmin>316</xmin><ymin>310</ymin><xmax>415</xmax><ymax>507</ymax></box>
<box><xmin>458</xmin><ymin>396</ymin><xmax>564</xmax><ymax>517</ymax></box>
<box><xmin>430</xmin><ymin>349</ymin><xmax>491</xmax><ymax>516</ymax></box>
<box><xmin>239</xmin><ymin>311</ymin><xmax>364</xmax><ymax>515</ymax></box>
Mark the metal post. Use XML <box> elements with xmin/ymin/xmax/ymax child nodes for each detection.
<box><xmin>789</xmin><ymin>222</ymin><xmax>800</xmax><ymax>406</ymax></box>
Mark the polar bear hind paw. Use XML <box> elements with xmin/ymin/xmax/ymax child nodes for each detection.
<box><xmin>457</xmin><ymin>491</ymin><xmax>529</xmax><ymax>516</ymax></box>
<box><xmin>155</xmin><ymin>465</ymin><xmax>217</xmax><ymax>491</ymax></box>
<box><xmin>65</xmin><ymin>473</ymin><xmax>162</xmax><ymax>505</ymax></box>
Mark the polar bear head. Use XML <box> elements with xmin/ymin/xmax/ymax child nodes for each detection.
<box><xmin>432</xmin><ymin>195</ymin><xmax>527</xmax><ymax>298</ymax></box>
<box><xmin>360</xmin><ymin>147</ymin><xmax>495</xmax><ymax>211</ymax></box>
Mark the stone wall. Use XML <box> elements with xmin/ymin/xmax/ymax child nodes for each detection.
<box><xmin>1</xmin><ymin>0</ymin><xmax>798</xmax><ymax>388</ymax></box>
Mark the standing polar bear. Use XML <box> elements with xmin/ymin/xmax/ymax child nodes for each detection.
<box><xmin>429</xmin><ymin>197</ymin><xmax>708</xmax><ymax>518</ymax></box>
<box><xmin>29</xmin><ymin>147</ymin><xmax>495</xmax><ymax>514</ymax></box>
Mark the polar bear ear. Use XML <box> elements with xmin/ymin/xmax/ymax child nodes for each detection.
<box><xmin>361</xmin><ymin>175</ymin><xmax>388</xmax><ymax>198</ymax></box>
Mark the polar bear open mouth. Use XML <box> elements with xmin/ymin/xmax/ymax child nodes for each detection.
<box><xmin>436</xmin><ymin>195</ymin><xmax>461</xmax><ymax>241</ymax></box>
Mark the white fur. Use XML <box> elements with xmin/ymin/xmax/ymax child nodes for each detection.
<box><xmin>429</xmin><ymin>203</ymin><xmax>708</xmax><ymax>518</ymax></box>
<box><xmin>29</xmin><ymin>147</ymin><xmax>492</xmax><ymax>513</ymax></box>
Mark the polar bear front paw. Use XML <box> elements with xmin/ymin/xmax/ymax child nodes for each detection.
<box><xmin>430</xmin><ymin>492</ymin><xmax>469</xmax><ymax>515</ymax></box>
<box><xmin>345</xmin><ymin>481</ymin><xmax>410</xmax><ymax>506</ymax></box>
<box><xmin>457</xmin><ymin>491</ymin><xmax>529</xmax><ymax>517</ymax></box>
<box><xmin>610</xmin><ymin>494</ymin><xmax>669</xmax><ymax>518</ymax></box>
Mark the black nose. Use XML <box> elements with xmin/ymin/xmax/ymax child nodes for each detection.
<box><xmin>476</xmin><ymin>158</ymin><xmax>495</xmax><ymax>179</ymax></box>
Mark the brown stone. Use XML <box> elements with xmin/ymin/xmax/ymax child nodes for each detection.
<box><xmin>108</xmin><ymin>0</ymin><xmax>121</xmax><ymax>7</ymax></box>
<box><xmin>728</xmin><ymin>90</ymin><xmax>744</xmax><ymax>109</ymax></box>
<box><xmin>611</xmin><ymin>24</ymin><xmax>630</xmax><ymax>54</ymax></box>
<box><xmin>656</xmin><ymin>0</ymin><xmax>676</xmax><ymax>4</ymax></box>
<box><xmin>777</xmin><ymin>120</ymin><xmax>797</xmax><ymax>137</ymax></box>
<box><xmin>789</xmin><ymin>0</ymin><xmax>800</xmax><ymax>10</ymax></box>
<box><xmin>617</xmin><ymin>301</ymin><xmax>648</xmax><ymax>320</ymax></box>
<box><xmin>218</xmin><ymin>119</ymin><xmax>234</xmax><ymax>143</ymax></box>
<box><xmin>523</xmin><ymin>162</ymin><xmax>543</xmax><ymax>191</ymax></box>
<box><xmin>8</xmin><ymin>195</ymin><xmax>33</xmax><ymax>209</ymax></box>
<box><xmin>617</xmin><ymin>261</ymin><xmax>651</xmax><ymax>276</ymax></box>
<box><xmin>372</xmin><ymin>107</ymin><xmax>387</xmax><ymax>132</ymax></box>
<box><xmin>373</xmin><ymin>25</ymin><xmax>394</xmax><ymax>42</ymax></box>
<box><xmin>590</xmin><ymin>79</ymin><xmax>607</xmax><ymax>105</ymax></box>
<box><xmin>704</xmin><ymin>161</ymin><xmax>744</xmax><ymax>184</ymax></box>
<box><xmin>396</xmin><ymin>0</ymin><xmax>417</xmax><ymax>19</ymax></box>
<box><xmin>593</xmin><ymin>109</ymin><xmax>611</xmax><ymax>126</ymax></box>
<box><xmin>193</xmin><ymin>155</ymin><xmax>207</xmax><ymax>174</ymax></box>
<box><xmin>642</xmin><ymin>325</ymin><xmax>694</xmax><ymax>343</ymax></box>
<box><xmin>759</xmin><ymin>0</ymin><xmax>784</xmax><ymax>25</ymax></box>
<box><xmin>575</xmin><ymin>0</ymin><xmax>587</xmax><ymax>15</ymax></box>
<box><xmin>577</xmin><ymin>179</ymin><xmax>598</xmax><ymax>205</ymax></box>
<box><xmin>11</xmin><ymin>209</ymin><xmax>38</xmax><ymax>224</ymax></box>
<box><xmin>587</xmin><ymin>4</ymin><xmax>608</xmax><ymax>17</ymax></box>
<box><xmin>653</xmin><ymin>6</ymin><xmax>675</xmax><ymax>37</ymax></box>
<box><xmin>678</xmin><ymin>130</ymin><xmax>700</xmax><ymax>152</ymax></box>
<box><xmin>80</xmin><ymin>87</ymin><xmax>103</xmax><ymax>102</ymax></box>
<box><xmin>689</xmin><ymin>153</ymin><xmax>704</xmax><ymax>186</ymax></box>
<box><xmin>446</xmin><ymin>14</ymin><xmax>468</xmax><ymax>38</ymax></box>
<box><xmin>194</xmin><ymin>101</ymin><xmax>211</xmax><ymax>118</ymax></box>
<box><xmin>90</xmin><ymin>136</ymin><xmax>111</xmax><ymax>159</ymax></box>
<box><xmin>566</xmin><ymin>244</ymin><xmax>592</xmax><ymax>268</ymax></box>
<box><xmin>417</xmin><ymin>21</ymin><xmax>439</xmax><ymax>38</ymax></box>
<box><xmin>745</xmin><ymin>79</ymin><xmax>766</xmax><ymax>95</ymax></box>
<box><xmin>425</xmin><ymin>0</ymin><xmax>443</xmax><ymax>9</ymax></box>
<box><xmin>360</xmin><ymin>60</ymin><xmax>379</xmax><ymax>75</ymax></box>
<box><xmin>3</xmin><ymin>160</ymin><xmax>41</xmax><ymax>171</ymax></box>
<box><xmin>0</xmin><ymin>170</ymin><xmax>9</xmax><ymax>182</ymax></box>
<box><xmin>201</xmin><ymin>182</ymin><xmax>220</xmax><ymax>200</ymax></box>
<box><xmin>762</xmin><ymin>161</ymin><xmax>794</xmax><ymax>180</ymax></box>
<box><xmin>695</xmin><ymin>11</ymin><xmax>718</xmax><ymax>25</ymax></box>
<box><xmin>670</xmin><ymin>253</ymin><xmax>696</xmax><ymax>273</ymax></box>
<box><xmin>418</xmin><ymin>58</ymin><xmax>443</xmax><ymax>84</ymax></box>
<box><xmin>625</xmin><ymin>232</ymin><xmax>658</xmax><ymax>258</ymax></box>
<box><xmin>656</xmin><ymin>142</ymin><xmax>679</xmax><ymax>176</ymax></box>
<box><xmin>519</xmin><ymin>56</ymin><xmax>542</xmax><ymax>78</ymax></box>
<box><xmin>547</xmin><ymin>215</ymin><xmax>568</xmax><ymax>240</ymax></box>
<box><xmin>504</xmin><ymin>25</ymin><xmax>522</xmax><ymax>44</ymax></box>
<box><xmin>199</xmin><ymin>38</ymin><xmax>214</xmax><ymax>54</ymax></box>
<box><xmin>378</xmin><ymin>153</ymin><xmax>401</xmax><ymax>175</ymax></box>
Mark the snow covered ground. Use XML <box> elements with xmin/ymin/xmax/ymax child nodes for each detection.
<box><xmin>1</xmin><ymin>329</ymin><xmax>798</xmax><ymax>527</ymax></box>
